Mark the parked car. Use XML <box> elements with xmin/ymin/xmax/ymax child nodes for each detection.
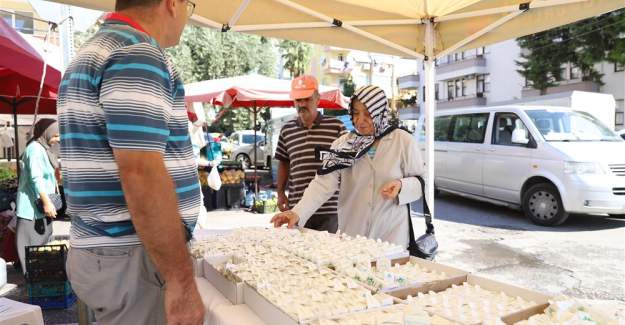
<box><xmin>417</xmin><ymin>105</ymin><xmax>625</xmax><ymax>226</ymax></box>
<box><xmin>618</xmin><ymin>129</ymin><xmax>625</xmax><ymax>140</ymax></box>
<box><xmin>229</xmin><ymin>131</ymin><xmax>268</xmax><ymax>167</ymax></box>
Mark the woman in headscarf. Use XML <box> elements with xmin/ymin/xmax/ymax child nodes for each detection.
<box><xmin>15</xmin><ymin>118</ymin><xmax>60</xmax><ymax>273</ymax></box>
<box><xmin>272</xmin><ymin>86</ymin><xmax>425</xmax><ymax>247</ymax></box>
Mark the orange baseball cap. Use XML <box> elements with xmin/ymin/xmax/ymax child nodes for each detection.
<box><xmin>290</xmin><ymin>75</ymin><xmax>319</xmax><ymax>100</ymax></box>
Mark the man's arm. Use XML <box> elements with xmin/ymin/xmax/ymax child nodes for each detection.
<box><xmin>276</xmin><ymin>160</ymin><xmax>290</xmax><ymax>211</ymax></box>
<box><xmin>274</xmin><ymin>129</ymin><xmax>291</xmax><ymax>211</ymax></box>
<box><xmin>114</xmin><ymin>149</ymin><xmax>203</xmax><ymax>321</ymax></box>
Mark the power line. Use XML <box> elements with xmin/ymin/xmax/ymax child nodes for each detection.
<box><xmin>520</xmin><ymin>18</ymin><xmax>625</xmax><ymax>53</ymax></box>
<box><xmin>523</xmin><ymin>11</ymin><xmax>623</xmax><ymax>43</ymax></box>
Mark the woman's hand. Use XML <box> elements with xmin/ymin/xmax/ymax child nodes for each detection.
<box><xmin>42</xmin><ymin>198</ymin><xmax>57</xmax><ymax>218</ymax></box>
<box><xmin>270</xmin><ymin>210</ymin><xmax>299</xmax><ymax>229</ymax></box>
<box><xmin>380</xmin><ymin>179</ymin><xmax>402</xmax><ymax>200</ymax></box>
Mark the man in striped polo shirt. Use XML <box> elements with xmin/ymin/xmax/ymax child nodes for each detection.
<box><xmin>275</xmin><ymin>76</ymin><xmax>346</xmax><ymax>232</ymax></box>
<box><xmin>58</xmin><ymin>1</ymin><xmax>203</xmax><ymax>324</ymax></box>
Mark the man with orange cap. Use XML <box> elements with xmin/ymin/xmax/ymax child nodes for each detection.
<box><xmin>274</xmin><ymin>75</ymin><xmax>346</xmax><ymax>232</ymax></box>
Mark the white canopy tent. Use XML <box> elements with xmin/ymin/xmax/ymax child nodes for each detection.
<box><xmin>52</xmin><ymin>0</ymin><xmax>625</xmax><ymax>218</ymax></box>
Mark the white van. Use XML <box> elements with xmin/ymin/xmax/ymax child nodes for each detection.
<box><xmin>417</xmin><ymin>105</ymin><xmax>625</xmax><ymax>226</ymax></box>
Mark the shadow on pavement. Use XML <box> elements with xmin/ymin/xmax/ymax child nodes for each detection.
<box><xmin>411</xmin><ymin>192</ymin><xmax>625</xmax><ymax>232</ymax></box>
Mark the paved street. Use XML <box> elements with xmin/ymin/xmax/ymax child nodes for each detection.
<box><xmin>420</xmin><ymin>193</ymin><xmax>625</xmax><ymax>303</ymax></box>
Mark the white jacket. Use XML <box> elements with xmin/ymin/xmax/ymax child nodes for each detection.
<box><xmin>293</xmin><ymin>129</ymin><xmax>425</xmax><ymax>248</ymax></box>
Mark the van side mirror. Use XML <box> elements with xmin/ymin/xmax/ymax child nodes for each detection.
<box><xmin>511</xmin><ymin>128</ymin><xmax>529</xmax><ymax>145</ymax></box>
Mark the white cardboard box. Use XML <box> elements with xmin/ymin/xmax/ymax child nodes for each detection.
<box><xmin>392</xmin><ymin>273</ymin><xmax>550</xmax><ymax>325</ymax></box>
<box><xmin>202</xmin><ymin>259</ymin><xmax>244</xmax><ymax>305</ymax></box>
<box><xmin>242</xmin><ymin>283</ymin><xmax>299</xmax><ymax>325</ymax></box>
<box><xmin>381</xmin><ymin>256</ymin><xmax>469</xmax><ymax>296</ymax></box>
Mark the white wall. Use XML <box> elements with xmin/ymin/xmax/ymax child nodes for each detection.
<box><xmin>486</xmin><ymin>40</ymin><xmax>524</xmax><ymax>103</ymax></box>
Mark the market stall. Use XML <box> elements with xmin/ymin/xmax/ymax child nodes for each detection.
<box><xmin>0</xmin><ymin>17</ymin><xmax>61</xmax><ymax>176</ymax></box>
<box><xmin>190</xmin><ymin>227</ymin><xmax>620</xmax><ymax>325</ymax></box>
<box><xmin>185</xmin><ymin>74</ymin><xmax>346</xmax><ymax>210</ymax></box>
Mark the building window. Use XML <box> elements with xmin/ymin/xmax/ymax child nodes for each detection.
<box><xmin>476</xmin><ymin>47</ymin><xmax>485</xmax><ymax>56</ymax></box>
<box><xmin>338</xmin><ymin>53</ymin><xmax>345</xmax><ymax>61</ymax></box>
<box><xmin>454</xmin><ymin>53</ymin><xmax>460</xmax><ymax>61</ymax></box>
<box><xmin>2</xmin><ymin>11</ymin><xmax>34</xmax><ymax>34</ymax></box>
<box><xmin>570</xmin><ymin>65</ymin><xmax>581</xmax><ymax>79</ymax></box>
<box><xmin>616</xmin><ymin>112</ymin><xmax>624</xmax><ymax>126</ymax></box>
<box><xmin>477</xmin><ymin>75</ymin><xmax>485</xmax><ymax>94</ymax></box>
<box><xmin>615</xmin><ymin>62</ymin><xmax>625</xmax><ymax>72</ymax></box>
<box><xmin>447</xmin><ymin>81</ymin><xmax>454</xmax><ymax>100</ymax></box>
<box><xmin>435</xmin><ymin>84</ymin><xmax>439</xmax><ymax>101</ymax></box>
<box><xmin>455</xmin><ymin>80</ymin><xmax>461</xmax><ymax>98</ymax></box>
<box><xmin>461</xmin><ymin>79</ymin><xmax>467</xmax><ymax>97</ymax></box>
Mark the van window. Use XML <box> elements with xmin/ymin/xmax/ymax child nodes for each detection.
<box><xmin>450</xmin><ymin>114</ymin><xmax>489</xmax><ymax>143</ymax></box>
<box><xmin>493</xmin><ymin>113</ymin><xmax>530</xmax><ymax>146</ymax></box>
<box><xmin>434</xmin><ymin>116</ymin><xmax>452</xmax><ymax>141</ymax></box>
<box><xmin>527</xmin><ymin>110</ymin><xmax>620</xmax><ymax>141</ymax></box>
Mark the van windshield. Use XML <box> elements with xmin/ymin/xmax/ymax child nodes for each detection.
<box><xmin>526</xmin><ymin>110</ymin><xmax>620</xmax><ymax>142</ymax></box>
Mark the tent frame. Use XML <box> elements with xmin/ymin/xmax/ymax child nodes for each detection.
<box><xmin>188</xmin><ymin>0</ymin><xmax>598</xmax><ymax>220</ymax></box>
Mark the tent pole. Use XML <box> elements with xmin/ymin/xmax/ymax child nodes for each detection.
<box><xmin>12</xmin><ymin>98</ymin><xmax>20</xmax><ymax>177</ymax></box>
<box><xmin>253</xmin><ymin>103</ymin><xmax>258</xmax><ymax>200</ymax></box>
<box><xmin>424</xmin><ymin>19</ymin><xmax>436</xmax><ymax>220</ymax></box>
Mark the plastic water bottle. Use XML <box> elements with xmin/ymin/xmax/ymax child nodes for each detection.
<box><xmin>0</xmin><ymin>257</ymin><xmax>6</xmax><ymax>288</ymax></box>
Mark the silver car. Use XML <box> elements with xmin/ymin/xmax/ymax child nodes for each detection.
<box><xmin>232</xmin><ymin>139</ymin><xmax>268</xmax><ymax>168</ymax></box>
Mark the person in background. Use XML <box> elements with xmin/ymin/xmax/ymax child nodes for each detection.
<box><xmin>15</xmin><ymin>118</ymin><xmax>59</xmax><ymax>274</ymax></box>
<box><xmin>272</xmin><ymin>85</ymin><xmax>425</xmax><ymax>248</ymax></box>
<box><xmin>57</xmin><ymin>0</ymin><xmax>204</xmax><ymax>324</ymax></box>
<box><xmin>275</xmin><ymin>75</ymin><xmax>346</xmax><ymax>233</ymax></box>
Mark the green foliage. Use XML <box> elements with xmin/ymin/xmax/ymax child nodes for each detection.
<box><xmin>278</xmin><ymin>40</ymin><xmax>312</xmax><ymax>77</ymax></box>
<box><xmin>0</xmin><ymin>167</ymin><xmax>16</xmax><ymax>183</ymax></box>
<box><xmin>517</xmin><ymin>9</ymin><xmax>625</xmax><ymax>94</ymax></box>
<box><xmin>166</xmin><ymin>26</ymin><xmax>277</xmax><ymax>84</ymax></box>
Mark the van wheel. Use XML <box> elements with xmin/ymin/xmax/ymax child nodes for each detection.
<box><xmin>522</xmin><ymin>183</ymin><xmax>569</xmax><ymax>226</ymax></box>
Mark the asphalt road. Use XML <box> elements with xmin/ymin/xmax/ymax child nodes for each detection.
<box><xmin>412</xmin><ymin>192</ymin><xmax>625</xmax><ymax>303</ymax></box>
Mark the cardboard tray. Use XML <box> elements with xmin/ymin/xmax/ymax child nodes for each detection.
<box><xmin>375</xmin><ymin>257</ymin><xmax>469</xmax><ymax>295</ymax></box>
<box><xmin>202</xmin><ymin>259</ymin><xmax>244</xmax><ymax>305</ymax></box>
<box><xmin>242</xmin><ymin>283</ymin><xmax>299</xmax><ymax>325</ymax></box>
<box><xmin>392</xmin><ymin>273</ymin><xmax>550</xmax><ymax>325</ymax></box>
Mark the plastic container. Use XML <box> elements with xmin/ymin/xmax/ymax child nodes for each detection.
<box><xmin>30</xmin><ymin>293</ymin><xmax>76</xmax><ymax>309</ymax></box>
<box><xmin>28</xmin><ymin>281</ymin><xmax>72</xmax><ymax>297</ymax></box>
<box><xmin>25</xmin><ymin>244</ymin><xmax>68</xmax><ymax>282</ymax></box>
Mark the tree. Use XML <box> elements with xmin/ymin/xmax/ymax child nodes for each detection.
<box><xmin>73</xmin><ymin>16</ymin><xmax>103</xmax><ymax>51</ymax></box>
<box><xmin>279</xmin><ymin>40</ymin><xmax>312</xmax><ymax>77</ymax></box>
<box><xmin>165</xmin><ymin>26</ymin><xmax>278</xmax><ymax>134</ymax></box>
<box><xmin>516</xmin><ymin>27</ymin><xmax>574</xmax><ymax>95</ymax></box>
<box><xmin>166</xmin><ymin>26</ymin><xmax>276</xmax><ymax>84</ymax></box>
<box><xmin>517</xmin><ymin>9</ymin><xmax>625</xmax><ymax>94</ymax></box>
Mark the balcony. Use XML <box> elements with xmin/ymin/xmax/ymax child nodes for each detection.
<box><xmin>436</xmin><ymin>55</ymin><xmax>487</xmax><ymax>81</ymax></box>
<box><xmin>522</xmin><ymin>80</ymin><xmax>600</xmax><ymax>98</ymax></box>
<box><xmin>323</xmin><ymin>59</ymin><xmax>351</xmax><ymax>75</ymax></box>
<box><xmin>437</xmin><ymin>94</ymin><xmax>487</xmax><ymax>109</ymax></box>
<box><xmin>397</xmin><ymin>74</ymin><xmax>419</xmax><ymax>90</ymax></box>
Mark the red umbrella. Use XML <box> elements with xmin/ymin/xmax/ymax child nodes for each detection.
<box><xmin>0</xmin><ymin>18</ymin><xmax>61</xmax><ymax>174</ymax></box>
<box><xmin>184</xmin><ymin>74</ymin><xmax>347</xmax><ymax>109</ymax></box>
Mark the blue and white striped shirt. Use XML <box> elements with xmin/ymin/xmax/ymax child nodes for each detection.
<box><xmin>58</xmin><ymin>17</ymin><xmax>200</xmax><ymax>248</ymax></box>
